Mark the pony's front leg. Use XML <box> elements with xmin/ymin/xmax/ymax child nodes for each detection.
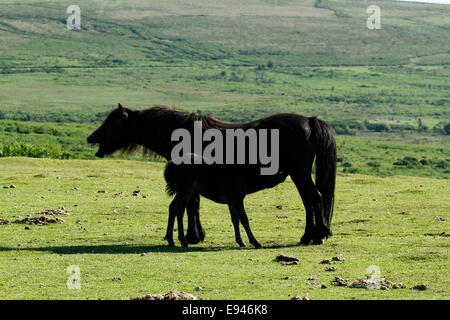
<box><xmin>227</xmin><ymin>204</ymin><xmax>246</xmax><ymax>247</ymax></box>
<box><xmin>185</xmin><ymin>193</ymin><xmax>206</xmax><ymax>244</ymax></box>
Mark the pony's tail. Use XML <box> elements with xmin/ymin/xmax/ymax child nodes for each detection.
<box><xmin>309</xmin><ymin>117</ymin><xmax>337</xmax><ymax>230</ymax></box>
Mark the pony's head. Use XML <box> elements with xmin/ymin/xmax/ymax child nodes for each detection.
<box><xmin>87</xmin><ymin>103</ymin><xmax>135</xmax><ymax>158</ymax></box>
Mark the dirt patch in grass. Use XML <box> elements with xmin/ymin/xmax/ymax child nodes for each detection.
<box><xmin>332</xmin><ymin>276</ymin><xmax>406</xmax><ymax>290</ymax></box>
<box><xmin>16</xmin><ymin>216</ymin><xmax>64</xmax><ymax>225</ymax></box>
<box><xmin>0</xmin><ymin>218</ymin><xmax>11</xmax><ymax>225</ymax></box>
<box><xmin>133</xmin><ymin>290</ymin><xmax>197</xmax><ymax>300</ymax></box>
<box><xmin>38</xmin><ymin>209</ymin><xmax>69</xmax><ymax>216</ymax></box>
<box><xmin>1</xmin><ymin>210</ymin><xmax>66</xmax><ymax>225</ymax></box>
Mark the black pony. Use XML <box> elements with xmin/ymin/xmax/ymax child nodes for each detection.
<box><xmin>87</xmin><ymin>103</ymin><xmax>337</xmax><ymax>246</ymax></box>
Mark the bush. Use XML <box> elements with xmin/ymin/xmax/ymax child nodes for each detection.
<box><xmin>366</xmin><ymin>123</ymin><xmax>391</xmax><ymax>132</ymax></box>
<box><xmin>444</xmin><ymin>123</ymin><xmax>450</xmax><ymax>135</ymax></box>
<box><xmin>0</xmin><ymin>143</ymin><xmax>75</xmax><ymax>160</ymax></box>
<box><xmin>367</xmin><ymin>161</ymin><xmax>381</xmax><ymax>168</ymax></box>
<box><xmin>393</xmin><ymin>156</ymin><xmax>419</xmax><ymax>168</ymax></box>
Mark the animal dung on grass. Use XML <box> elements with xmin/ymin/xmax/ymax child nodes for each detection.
<box><xmin>276</xmin><ymin>254</ymin><xmax>299</xmax><ymax>265</ymax></box>
<box><xmin>291</xmin><ymin>294</ymin><xmax>309</xmax><ymax>300</ymax></box>
<box><xmin>133</xmin><ymin>290</ymin><xmax>197</xmax><ymax>300</ymax></box>
<box><xmin>1</xmin><ymin>209</ymin><xmax>66</xmax><ymax>226</ymax></box>
<box><xmin>38</xmin><ymin>209</ymin><xmax>69</xmax><ymax>216</ymax></box>
<box><xmin>412</xmin><ymin>284</ymin><xmax>429</xmax><ymax>291</ymax></box>
<box><xmin>16</xmin><ymin>216</ymin><xmax>64</xmax><ymax>225</ymax></box>
<box><xmin>332</xmin><ymin>256</ymin><xmax>345</xmax><ymax>262</ymax></box>
<box><xmin>0</xmin><ymin>218</ymin><xmax>11</xmax><ymax>225</ymax></box>
<box><xmin>332</xmin><ymin>276</ymin><xmax>350</xmax><ymax>287</ymax></box>
<box><xmin>331</xmin><ymin>276</ymin><xmax>406</xmax><ymax>290</ymax></box>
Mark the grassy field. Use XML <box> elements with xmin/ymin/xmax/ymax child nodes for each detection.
<box><xmin>0</xmin><ymin>0</ymin><xmax>448</xmax><ymax>126</ymax></box>
<box><xmin>0</xmin><ymin>0</ymin><xmax>449</xmax><ymax>300</ymax></box>
<box><xmin>0</xmin><ymin>0</ymin><xmax>448</xmax><ymax>175</ymax></box>
<box><xmin>0</xmin><ymin>158</ymin><xmax>448</xmax><ymax>300</ymax></box>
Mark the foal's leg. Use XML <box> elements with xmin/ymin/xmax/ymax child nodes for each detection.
<box><xmin>185</xmin><ymin>193</ymin><xmax>206</xmax><ymax>244</ymax></box>
<box><xmin>164</xmin><ymin>194</ymin><xmax>189</xmax><ymax>247</ymax></box>
<box><xmin>227</xmin><ymin>204</ymin><xmax>246</xmax><ymax>247</ymax></box>
<box><xmin>230</xmin><ymin>200</ymin><xmax>262</xmax><ymax>249</ymax></box>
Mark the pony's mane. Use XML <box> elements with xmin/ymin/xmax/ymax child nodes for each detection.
<box><xmin>119</xmin><ymin>105</ymin><xmax>203</xmax><ymax>160</ymax></box>
<box><xmin>142</xmin><ymin>105</ymin><xmax>247</xmax><ymax>130</ymax></box>
<box><xmin>119</xmin><ymin>104</ymin><xmax>256</xmax><ymax>160</ymax></box>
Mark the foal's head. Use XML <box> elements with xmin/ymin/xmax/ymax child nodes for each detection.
<box><xmin>87</xmin><ymin>103</ymin><xmax>135</xmax><ymax>158</ymax></box>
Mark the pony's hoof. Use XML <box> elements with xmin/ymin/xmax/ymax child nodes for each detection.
<box><xmin>253</xmin><ymin>243</ymin><xmax>262</xmax><ymax>249</ymax></box>
<box><xmin>299</xmin><ymin>235</ymin><xmax>313</xmax><ymax>245</ymax></box>
<box><xmin>238</xmin><ymin>242</ymin><xmax>247</xmax><ymax>247</ymax></box>
<box><xmin>312</xmin><ymin>237</ymin><xmax>326</xmax><ymax>245</ymax></box>
<box><xmin>164</xmin><ymin>236</ymin><xmax>175</xmax><ymax>247</ymax></box>
<box><xmin>185</xmin><ymin>229</ymin><xmax>204</xmax><ymax>244</ymax></box>
<box><xmin>179</xmin><ymin>238</ymin><xmax>189</xmax><ymax>247</ymax></box>
<box><xmin>185</xmin><ymin>234</ymin><xmax>201</xmax><ymax>245</ymax></box>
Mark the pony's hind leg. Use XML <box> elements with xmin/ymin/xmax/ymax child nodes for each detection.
<box><xmin>292</xmin><ymin>174</ymin><xmax>331</xmax><ymax>245</ymax></box>
<box><xmin>291</xmin><ymin>173</ymin><xmax>316</xmax><ymax>245</ymax></box>
<box><xmin>230</xmin><ymin>200</ymin><xmax>262</xmax><ymax>249</ymax></box>
<box><xmin>310</xmin><ymin>186</ymin><xmax>332</xmax><ymax>245</ymax></box>
<box><xmin>185</xmin><ymin>193</ymin><xmax>206</xmax><ymax>244</ymax></box>
<box><xmin>164</xmin><ymin>194</ymin><xmax>189</xmax><ymax>247</ymax></box>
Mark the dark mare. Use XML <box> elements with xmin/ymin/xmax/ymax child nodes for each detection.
<box><xmin>87</xmin><ymin>103</ymin><xmax>337</xmax><ymax>247</ymax></box>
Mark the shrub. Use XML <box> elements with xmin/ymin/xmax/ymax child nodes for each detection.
<box><xmin>393</xmin><ymin>156</ymin><xmax>419</xmax><ymax>168</ymax></box>
<box><xmin>0</xmin><ymin>143</ymin><xmax>75</xmax><ymax>160</ymax></box>
<box><xmin>367</xmin><ymin>161</ymin><xmax>381</xmax><ymax>168</ymax></box>
<box><xmin>366</xmin><ymin>123</ymin><xmax>391</xmax><ymax>132</ymax></box>
<box><xmin>444</xmin><ymin>123</ymin><xmax>450</xmax><ymax>135</ymax></box>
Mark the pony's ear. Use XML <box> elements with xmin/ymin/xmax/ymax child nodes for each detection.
<box><xmin>118</xmin><ymin>103</ymin><xmax>128</xmax><ymax>119</ymax></box>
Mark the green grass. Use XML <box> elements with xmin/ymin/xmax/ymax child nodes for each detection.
<box><xmin>0</xmin><ymin>0</ymin><xmax>448</xmax><ymax>300</ymax></box>
<box><xmin>0</xmin><ymin>158</ymin><xmax>448</xmax><ymax>299</ymax></box>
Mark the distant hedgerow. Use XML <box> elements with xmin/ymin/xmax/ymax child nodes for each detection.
<box><xmin>0</xmin><ymin>143</ymin><xmax>75</xmax><ymax>160</ymax></box>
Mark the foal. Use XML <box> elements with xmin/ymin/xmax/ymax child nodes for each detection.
<box><xmin>163</xmin><ymin>153</ymin><xmax>287</xmax><ymax>248</ymax></box>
